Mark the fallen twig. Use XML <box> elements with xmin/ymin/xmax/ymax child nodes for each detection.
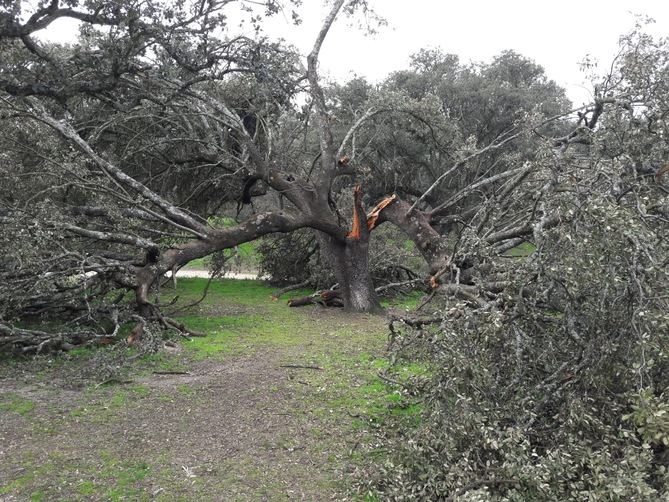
<box><xmin>95</xmin><ymin>378</ymin><xmax>134</xmax><ymax>388</ymax></box>
<box><xmin>415</xmin><ymin>291</ymin><xmax>436</xmax><ymax>311</ymax></box>
<box><xmin>279</xmin><ymin>364</ymin><xmax>323</xmax><ymax>370</ymax></box>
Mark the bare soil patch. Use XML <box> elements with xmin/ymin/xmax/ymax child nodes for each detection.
<box><xmin>0</xmin><ymin>284</ymin><xmax>390</xmax><ymax>501</ymax></box>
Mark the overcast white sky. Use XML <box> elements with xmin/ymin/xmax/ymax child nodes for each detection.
<box><xmin>40</xmin><ymin>0</ymin><xmax>669</xmax><ymax>106</ymax></box>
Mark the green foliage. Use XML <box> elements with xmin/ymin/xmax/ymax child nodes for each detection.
<box><xmin>625</xmin><ymin>390</ymin><xmax>669</xmax><ymax>448</ymax></box>
<box><xmin>365</xmin><ymin>192</ymin><xmax>669</xmax><ymax>498</ymax></box>
<box><xmin>256</xmin><ymin>229</ymin><xmax>332</xmax><ymax>287</ymax></box>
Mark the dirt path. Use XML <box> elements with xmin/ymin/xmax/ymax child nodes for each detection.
<box><xmin>0</xmin><ymin>279</ymin><xmax>392</xmax><ymax>501</ymax></box>
<box><xmin>173</xmin><ymin>269</ymin><xmax>263</xmax><ymax>280</ymax></box>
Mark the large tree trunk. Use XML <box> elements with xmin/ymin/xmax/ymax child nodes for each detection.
<box><xmin>314</xmin><ymin>185</ymin><xmax>381</xmax><ymax>313</ymax></box>
<box><xmin>319</xmin><ymin>234</ymin><xmax>381</xmax><ymax>313</ymax></box>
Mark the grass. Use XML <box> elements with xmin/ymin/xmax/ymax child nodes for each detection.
<box><xmin>98</xmin><ymin>451</ymin><xmax>151</xmax><ymax>501</ymax></box>
<box><xmin>166</xmin><ymin>279</ymin><xmax>315</xmax><ymax>359</ymax></box>
<box><xmin>0</xmin><ymin>277</ymin><xmax>420</xmax><ymax>500</ymax></box>
<box><xmin>0</xmin><ymin>393</ymin><xmax>36</xmax><ymax>416</ymax></box>
<box><xmin>183</xmin><ymin>219</ymin><xmax>260</xmax><ymax>271</ymax></box>
<box><xmin>505</xmin><ymin>241</ymin><xmax>537</xmax><ymax>257</ymax></box>
<box><xmin>381</xmin><ymin>289</ymin><xmax>424</xmax><ymax>309</ymax></box>
<box><xmin>0</xmin><ymin>463</ymin><xmax>47</xmax><ymax>496</ymax></box>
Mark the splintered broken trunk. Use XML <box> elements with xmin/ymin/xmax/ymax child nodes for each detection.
<box><xmin>315</xmin><ymin>185</ymin><xmax>382</xmax><ymax>313</ymax></box>
<box><xmin>318</xmin><ymin>233</ymin><xmax>381</xmax><ymax>313</ymax></box>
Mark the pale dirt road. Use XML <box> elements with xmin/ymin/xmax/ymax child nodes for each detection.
<box><xmin>171</xmin><ymin>269</ymin><xmax>265</xmax><ymax>280</ymax></box>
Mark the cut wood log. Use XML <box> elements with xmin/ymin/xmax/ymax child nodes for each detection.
<box><xmin>287</xmin><ymin>289</ymin><xmax>343</xmax><ymax>308</ymax></box>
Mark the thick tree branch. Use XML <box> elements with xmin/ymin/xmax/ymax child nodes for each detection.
<box><xmin>61</xmin><ymin>223</ymin><xmax>158</xmax><ymax>249</ymax></box>
<box><xmin>29</xmin><ymin>102</ymin><xmax>209</xmax><ymax>238</ymax></box>
<box><xmin>428</xmin><ymin>166</ymin><xmax>531</xmax><ymax>218</ymax></box>
<box><xmin>306</xmin><ymin>0</ymin><xmax>346</xmax><ymax>189</ymax></box>
<box><xmin>0</xmin><ymin>2</ymin><xmax>121</xmax><ymax>39</ymax></box>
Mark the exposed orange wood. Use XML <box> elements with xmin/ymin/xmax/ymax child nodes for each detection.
<box><xmin>657</xmin><ymin>163</ymin><xmax>669</xmax><ymax>180</ymax></box>
<box><xmin>320</xmin><ymin>290</ymin><xmax>338</xmax><ymax>301</ymax></box>
<box><xmin>346</xmin><ymin>185</ymin><xmax>363</xmax><ymax>240</ymax></box>
<box><xmin>287</xmin><ymin>289</ymin><xmax>342</xmax><ymax>307</ymax></box>
<box><xmin>338</xmin><ymin>155</ymin><xmax>350</xmax><ymax>166</ymax></box>
<box><xmin>366</xmin><ymin>194</ymin><xmax>397</xmax><ymax>231</ymax></box>
<box><xmin>429</xmin><ymin>275</ymin><xmax>439</xmax><ymax>289</ymax></box>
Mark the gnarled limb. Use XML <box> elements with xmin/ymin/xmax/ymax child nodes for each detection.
<box><xmin>371</xmin><ymin>196</ymin><xmax>451</xmax><ymax>274</ymax></box>
<box><xmin>307</xmin><ymin>0</ymin><xmax>346</xmax><ymax>191</ymax></box>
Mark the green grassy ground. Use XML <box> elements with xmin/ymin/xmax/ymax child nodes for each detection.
<box><xmin>504</xmin><ymin>241</ymin><xmax>536</xmax><ymax>257</ymax></box>
<box><xmin>184</xmin><ymin>217</ymin><xmax>260</xmax><ymax>271</ymax></box>
<box><xmin>0</xmin><ymin>278</ymin><xmax>421</xmax><ymax>501</ymax></box>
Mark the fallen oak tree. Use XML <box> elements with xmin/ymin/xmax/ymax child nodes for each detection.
<box><xmin>0</xmin><ymin>0</ymin><xmax>389</xmax><ymax>354</ymax></box>
<box><xmin>3</xmin><ymin>0</ymin><xmax>659</xmax><ymax>355</ymax></box>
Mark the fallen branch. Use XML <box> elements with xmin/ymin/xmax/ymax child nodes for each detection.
<box><xmin>0</xmin><ymin>323</ymin><xmax>97</xmax><ymax>354</ymax></box>
<box><xmin>377</xmin><ymin>371</ymin><xmax>402</xmax><ymax>387</ymax></box>
<box><xmin>287</xmin><ymin>289</ymin><xmax>343</xmax><ymax>308</ymax></box>
<box><xmin>271</xmin><ymin>280</ymin><xmax>311</xmax><ymax>300</ymax></box>
<box><xmin>165</xmin><ymin>271</ymin><xmax>215</xmax><ymax>312</ymax></box>
<box><xmin>415</xmin><ymin>291</ymin><xmax>436</xmax><ymax>311</ymax></box>
<box><xmin>279</xmin><ymin>364</ymin><xmax>323</xmax><ymax>370</ymax></box>
<box><xmin>95</xmin><ymin>378</ymin><xmax>134</xmax><ymax>388</ymax></box>
<box><xmin>162</xmin><ymin>316</ymin><xmax>207</xmax><ymax>337</ymax></box>
<box><xmin>438</xmin><ymin>284</ymin><xmax>488</xmax><ymax>307</ymax></box>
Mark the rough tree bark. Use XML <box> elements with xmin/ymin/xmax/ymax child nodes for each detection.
<box><xmin>318</xmin><ymin>186</ymin><xmax>381</xmax><ymax>313</ymax></box>
<box><xmin>301</xmin><ymin>0</ymin><xmax>382</xmax><ymax>312</ymax></box>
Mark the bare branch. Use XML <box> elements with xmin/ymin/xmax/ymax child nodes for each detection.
<box><xmin>337</xmin><ymin>107</ymin><xmax>382</xmax><ymax>159</ymax></box>
<box><xmin>408</xmin><ymin>131</ymin><xmax>524</xmax><ymax>214</ymax></box>
<box><xmin>428</xmin><ymin>166</ymin><xmax>532</xmax><ymax>218</ymax></box>
<box><xmin>28</xmin><ymin>101</ymin><xmax>209</xmax><ymax>238</ymax></box>
<box><xmin>306</xmin><ymin>0</ymin><xmax>346</xmax><ymax>185</ymax></box>
<box><xmin>61</xmin><ymin>223</ymin><xmax>158</xmax><ymax>249</ymax></box>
